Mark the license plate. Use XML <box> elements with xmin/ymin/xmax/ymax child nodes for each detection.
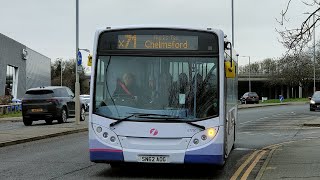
<box><xmin>139</xmin><ymin>155</ymin><xmax>168</xmax><ymax>163</ymax></box>
<box><xmin>31</xmin><ymin>108</ymin><xmax>43</xmax><ymax>112</ymax></box>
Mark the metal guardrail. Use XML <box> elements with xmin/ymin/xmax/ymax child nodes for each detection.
<box><xmin>0</xmin><ymin>103</ymin><xmax>22</xmax><ymax>115</ymax></box>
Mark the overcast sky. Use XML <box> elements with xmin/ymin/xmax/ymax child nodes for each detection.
<box><xmin>0</xmin><ymin>0</ymin><xmax>318</xmax><ymax>68</ymax></box>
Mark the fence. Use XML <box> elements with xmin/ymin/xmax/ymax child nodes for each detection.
<box><xmin>0</xmin><ymin>103</ymin><xmax>22</xmax><ymax>115</ymax></box>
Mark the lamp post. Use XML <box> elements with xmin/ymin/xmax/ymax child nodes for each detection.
<box><xmin>231</xmin><ymin>0</ymin><xmax>234</xmax><ymax>47</ymax></box>
<box><xmin>75</xmin><ymin>0</ymin><xmax>80</xmax><ymax>125</ymax></box>
<box><xmin>305</xmin><ymin>12</ymin><xmax>317</xmax><ymax>93</ymax></box>
<box><xmin>60</xmin><ymin>59</ymin><xmax>63</xmax><ymax>86</ymax></box>
<box><xmin>313</xmin><ymin>14</ymin><xmax>316</xmax><ymax>93</ymax></box>
<box><xmin>241</xmin><ymin>56</ymin><xmax>251</xmax><ymax>92</ymax></box>
<box><xmin>79</xmin><ymin>49</ymin><xmax>90</xmax><ymax>53</ymax></box>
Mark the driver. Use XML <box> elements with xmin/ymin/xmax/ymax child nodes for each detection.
<box><xmin>113</xmin><ymin>73</ymin><xmax>140</xmax><ymax>99</ymax></box>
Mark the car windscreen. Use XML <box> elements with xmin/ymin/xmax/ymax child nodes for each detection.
<box><xmin>312</xmin><ymin>92</ymin><xmax>320</xmax><ymax>99</ymax></box>
<box><xmin>24</xmin><ymin>90</ymin><xmax>54</xmax><ymax>98</ymax></box>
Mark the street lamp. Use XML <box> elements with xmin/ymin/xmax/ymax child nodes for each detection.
<box><xmin>59</xmin><ymin>59</ymin><xmax>63</xmax><ymax>86</ymax></box>
<box><xmin>75</xmin><ymin>0</ymin><xmax>80</xmax><ymax>125</ymax></box>
<box><xmin>75</xmin><ymin>0</ymin><xmax>90</xmax><ymax>125</ymax></box>
<box><xmin>241</xmin><ymin>56</ymin><xmax>251</xmax><ymax>92</ymax></box>
<box><xmin>313</xmin><ymin>13</ymin><xmax>316</xmax><ymax>93</ymax></box>
<box><xmin>79</xmin><ymin>48</ymin><xmax>90</xmax><ymax>53</ymax></box>
<box><xmin>304</xmin><ymin>12</ymin><xmax>317</xmax><ymax>93</ymax></box>
<box><xmin>231</xmin><ymin>0</ymin><xmax>235</xmax><ymax>47</ymax></box>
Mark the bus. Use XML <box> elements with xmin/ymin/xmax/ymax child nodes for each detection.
<box><xmin>89</xmin><ymin>26</ymin><xmax>238</xmax><ymax>167</ymax></box>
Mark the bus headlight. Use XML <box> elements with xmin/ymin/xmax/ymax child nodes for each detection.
<box><xmin>188</xmin><ymin>127</ymin><xmax>219</xmax><ymax>148</ymax></box>
<box><xmin>92</xmin><ymin>124</ymin><xmax>121</xmax><ymax>148</ymax></box>
<box><xmin>310</xmin><ymin>100</ymin><xmax>315</xmax><ymax>104</ymax></box>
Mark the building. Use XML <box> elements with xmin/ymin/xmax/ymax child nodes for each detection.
<box><xmin>0</xmin><ymin>33</ymin><xmax>51</xmax><ymax>99</ymax></box>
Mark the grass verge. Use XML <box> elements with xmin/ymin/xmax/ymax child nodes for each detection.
<box><xmin>261</xmin><ymin>98</ymin><xmax>308</xmax><ymax>104</ymax></box>
<box><xmin>0</xmin><ymin>112</ymin><xmax>22</xmax><ymax>119</ymax></box>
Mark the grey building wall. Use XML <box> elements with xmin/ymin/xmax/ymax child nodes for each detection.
<box><xmin>0</xmin><ymin>33</ymin><xmax>51</xmax><ymax>99</ymax></box>
<box><xmin>0</xmin><ymin>33</ymin><xmax>27</xmax><ymax>99</ymax></box>
<box><xmin>26</xmin><ymin>47</ymin><xmax>51</xmax><ymax>90</ymax></box>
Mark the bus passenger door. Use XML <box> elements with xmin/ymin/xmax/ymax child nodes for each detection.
<box><xmin>226</xmin><ymin>108</ymin><xmax>236</xmax><ymax>153</ymax></box>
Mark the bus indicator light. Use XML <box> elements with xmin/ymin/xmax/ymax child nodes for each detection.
<box><xmin>208</xmin><ymin>128</ymin><xmax>217</xmax><ymax>137</ymax></box>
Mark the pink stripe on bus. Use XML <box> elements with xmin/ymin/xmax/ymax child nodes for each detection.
<box><xmin>90</xmin><ymin>148</ymin><xmax>123</xmax><ymax>153</ymax></box>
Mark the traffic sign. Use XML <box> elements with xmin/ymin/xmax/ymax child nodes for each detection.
<box><xmin>77</xmin><ymin>65</ymin><xmax>83</xmax><ymax>73</ymax></box>
<box><xmin>77</xmin><ymin>51</ymin><xmax>82</xmax><ymax>66</ymax></box>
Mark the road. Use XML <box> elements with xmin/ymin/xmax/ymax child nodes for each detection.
<box><xmin>0</xmin><ymin>104</ymin><xmax>319</xmax><ymax>179</ymax></box>
<box><xmin>237</xmin><ymin>104</ymin><xmax>320</xmax><ymax>149</ymax></box>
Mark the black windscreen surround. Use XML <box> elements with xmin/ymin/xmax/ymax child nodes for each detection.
<box><xmin>98</xmin><ymin>29</ymin><xmax>219</xmax><ymax>54</ymax></box>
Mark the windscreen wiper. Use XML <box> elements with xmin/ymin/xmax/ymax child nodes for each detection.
<box><xmin>149</xmin><ymin>118</ymin><xmax>206</xmax><ymax>130</ymax></box>
<box><xmin>109</xmin><ymin>114</ymin><xmax>136</xmax><ymax>127</ymax></box>
<box><xmin>109</xmin><ymin>113</ymin><xmax>170</xmax><ymax>127</ymax></box>
<box><xmin>109</xmin><ymin>113</ymin><xmax>206</xmax><ymax>130</ymax></box>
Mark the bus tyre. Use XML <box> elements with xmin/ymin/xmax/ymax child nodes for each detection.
<box><xmin>110</xmin><ymin>163</ymin><xmax>124</xmax><ymax>169</ymax></box>
<box><xmin>58</xmin><ymin>108</ymin><xmax>68</xmax><ymax>124</ymax></box>
<box><xmin>80</xmin><ymin>107</ymin><xmax>86</xmax><ymax>121</ymax></box>
<box><xmin>45</xmin><ymin>119</ymin><xmax>53</xmax><ymax>125</ymax></box>
<box><xmin>23</xmin><ymin>117</ymin><xmax>33</xmax><ymax>126</ymax></box>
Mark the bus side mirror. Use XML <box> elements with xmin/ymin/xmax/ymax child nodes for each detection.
<box><xmin>225</xmin><ymin>61</ymin><xmax>236</xmax><ymax>78</ymax></box>
<box><xmin>87</xmin><ymin>54</ymin><xmax>92</xmax><ymax>66</ymax></box>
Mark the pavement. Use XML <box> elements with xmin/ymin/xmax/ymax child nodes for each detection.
<box><xmin>0</xmin><ymin>117</ymin><xmax>88</xmax><ymax>147</ymax></box>
<box><xmin>256</xmin><ymin>137</ymin><xmax>320</xmax><ymax>180</ymax></box>
<box><xmin>1</xmin><ymin>102</ymin><xmax>320</xmax><ymax>180</ymax></box>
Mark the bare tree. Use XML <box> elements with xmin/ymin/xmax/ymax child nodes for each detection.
<box><xmin>277</xmin><ymin>0</ymin><xmax>320</xmax><ymax>53</ymax></box>
<box><xmin>278</xmin><ymin>53</ymin><xmax>313</xmax><ymax>90</ymax></box>
<box><xmin>51</xmin><ymin>59</ymin><xmax>88</xmax><ymax>94</ymax></box>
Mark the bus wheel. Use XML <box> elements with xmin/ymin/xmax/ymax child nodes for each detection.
<box><xmin>110</xmin><ymin>163</ymin><xmax>124</xmax><ymax>169</ymax></box>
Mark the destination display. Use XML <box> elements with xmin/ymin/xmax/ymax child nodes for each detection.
<box><xmin>117</xmin><ymin>35</ymin><xmax>198</xmax><ymax>50</ymax></box>
<box><xmin>97</xmin><ymin>29</ymin><xmax>219</xmax><ymax>53</ymax></box>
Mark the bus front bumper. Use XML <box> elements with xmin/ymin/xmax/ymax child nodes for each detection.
<box><xmin>90</xmin><ymin>144</ymin><xmax>224</xmax><ymax>165</ymax></box>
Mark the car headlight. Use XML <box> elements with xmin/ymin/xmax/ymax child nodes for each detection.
<box><xmin>188</xmin><ymin>127</ymin><xmax>219</xmax><ymax>149</ymax></box>
<box><xmin>92</xmin><ymin>124</ymin><xmax>121</xmax><ymax>148</ymax></box>
<box><xmin>310</xmin><ymin>100</ymin><xmax>316</xmax><ymax>104</ymax></box>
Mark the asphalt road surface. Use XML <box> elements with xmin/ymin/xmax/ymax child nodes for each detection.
<box><xmin>0</xmin><ymin>104</ymin><xmax>319</xmax><ymax>179</ymax></box>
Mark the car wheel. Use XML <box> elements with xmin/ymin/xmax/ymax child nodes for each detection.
<box><xmin>58</xmin><ymin>108</ymin><xmax>68</xmax><ymax>123</ymax></box>
<box><xmin>45</xmin><ymin>119</ymin><xmax>53</xmax><ymax>125</ymax></box>
<box><xmin>80</xmin><ymin>107</ymin><xmax>86</xmax><ymax>121</ymax></box>
<box><xmin>23</xmin><ymin>117</ymin><xmax>33</xmax><ymax>126</ymax></box>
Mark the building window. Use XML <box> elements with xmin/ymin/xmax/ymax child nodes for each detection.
<box><xmin>5</xmin><ymin>65</ymin><xmax>18</xmax><ymax>98</ymax></box>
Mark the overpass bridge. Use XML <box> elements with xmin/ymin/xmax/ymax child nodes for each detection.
<box><xmin>238</xmin><ymin>73</ymin><xmax>319</xmax><ymax>100</ymax></box>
